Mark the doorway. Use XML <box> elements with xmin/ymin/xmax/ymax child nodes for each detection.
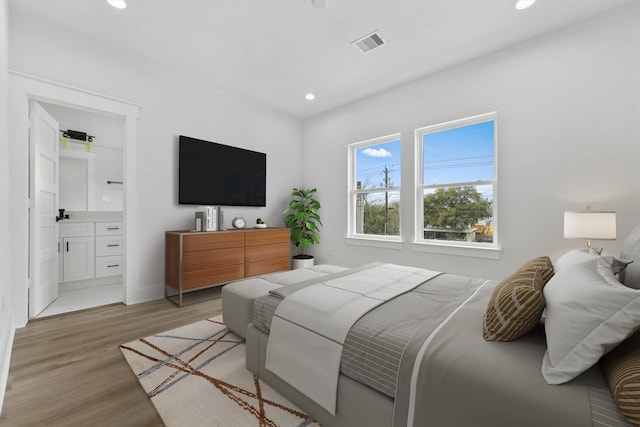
<box><xmin>33</xmin><ymin>102</ymin><xmax>126</xmax><ymax>318</ymax></box>
<box><xmin>9</xmin><ymin>72</ymin><xmax>140</xmax><ymax>327</ymax></box>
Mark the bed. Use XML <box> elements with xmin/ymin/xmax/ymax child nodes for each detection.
<box><xmin>234</xmin><ymin>226</ymin><xmax>640</xmax><ymax>427</ymax></box>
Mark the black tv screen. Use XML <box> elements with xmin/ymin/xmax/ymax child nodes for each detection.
<box><xmin>179</xmin><ymin>135</ymin><xmax>266</xmax><ymax>207</ymax></box>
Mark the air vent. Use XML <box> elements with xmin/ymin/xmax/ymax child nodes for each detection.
<box><xmin>351</xmin><ymin>30</ymin><xmax>386</xmax><ymax>54</ymax></box>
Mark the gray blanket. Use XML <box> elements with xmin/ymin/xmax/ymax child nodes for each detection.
<box><xmin>393</xmin><ymin>279</ymin><xmax>593</xmax><ymax>427</ymax></box>
<box><xmin>253</xmin><ymin>267</ymin><xmax>612</xmax><ymax>427</ymax></box>
<box><xmin>255</xmin><ymin>270</ymin><xmax>490</xmax><ymax>402</ymax></box>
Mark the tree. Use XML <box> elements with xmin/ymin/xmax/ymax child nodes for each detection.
<box><xmin>423</xmin><ymin>186</ymin><xmax>491</xmax><ymax>230</ymax></box>
<box><xmin>363</xmin><ymin>200</ymin><xmax>400</xmax><ymax>235</ymax></box>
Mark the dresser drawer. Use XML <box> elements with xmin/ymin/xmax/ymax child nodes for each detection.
<box><xmin>245</xmin><ymin>228</ymin><xmax>289</xmax><ymax>246</ymax></box>
<box><xmin>96</xmin><ymin>235</ymin><xmax>124</xmax><ymax>256</ymax></box>
<box><xmin>182</xmin><ymin>247</ymin><xmax>244</xmax><ymax>272</ymax></box>
<box><xmin>245</xmin><ymin>257</ymin><xmax>290</xmax><ymax>277</ymax></box>
<box><xmin>181</xmin><ymin>264</ymin><xmax>244</xmax><ymax>290</ymax></box>
<box><xmin>95</xmin><ymin>222</ymin><xmax>123</xmax><ymax>236</ymax></box>
<box><xmin>95</xmin><ymin>255</ymin><xmax>123</xmax><ymax>278</ymax></box>
<box><xmin>183</xmin><ymin>232</ymin><xmax>244</xmax><ymax>252</ymax></box>
<box><xmin>245</xmin><ymin>242</ymin><xmax>289</xmax><ymax>263</ymax></box>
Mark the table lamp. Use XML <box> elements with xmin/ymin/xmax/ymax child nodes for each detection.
<box><xmin>564</xmin><ymin>208</ymin><xmax>616</xmax><ymax>248</ymax></box>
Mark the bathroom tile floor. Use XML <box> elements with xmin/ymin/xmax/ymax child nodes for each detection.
<box><xmin>36</xmin><ymin>283</ymin><xmax>123</xmax><ymax>318</ymax></box>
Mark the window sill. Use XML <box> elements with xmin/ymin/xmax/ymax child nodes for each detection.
<box><xmin>411</xmin><ymin>241</ymin><xmax>502</xmax><ymax>260</ymax></box>
<box><xmin>345</xmin><ymin>235</ymin><xmax>404</xmax><ymax>250</ymax></box>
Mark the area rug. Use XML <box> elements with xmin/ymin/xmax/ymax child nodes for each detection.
<box><xmin>119</xmin><ymin>316</ymin><xmax>319</xmax><ymax>427</ymax></box>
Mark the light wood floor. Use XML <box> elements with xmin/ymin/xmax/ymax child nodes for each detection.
<box><xmin>1</xmin><ymin>297</ymin><xmax>222</xmax><ymax>426</ymax></box>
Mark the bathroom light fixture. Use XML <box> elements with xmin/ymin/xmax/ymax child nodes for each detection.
<box><xmin>311</xmin><ymin>0</ymin><xmax>327</xmax><ymax>9</ymax></box>
<box><xmin>107</xmin><ymin>0</ymin><xmax>127</xmax><ymax>9</ymax></box>
<box><xmin>305</xmin><ymin>93</ymin><xmax>316</xmax><ymax>101</ymax></box>
<box><xmin>515</xmin><ymin>0</ymin><xmax>535</xmax><ymax>10</ymax></box>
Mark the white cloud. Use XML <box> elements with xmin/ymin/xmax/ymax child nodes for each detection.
<box><xmin>363</xmin><ymin>148</ymin><xmax>392</xmax><ymax>158</ymax></box>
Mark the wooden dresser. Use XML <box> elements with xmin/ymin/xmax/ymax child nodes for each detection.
<box><xmin>165</xmin><ymin>228</ymin><xmax>290</xmax><ymax>306</ymax></box>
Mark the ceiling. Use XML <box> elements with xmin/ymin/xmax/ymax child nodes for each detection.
<box><xmin>9</xmin><ymin>0</ymin><xmax>635</xmax><ymax>119</ymax></box>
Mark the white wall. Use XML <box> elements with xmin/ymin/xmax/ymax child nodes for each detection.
<box><xmin>8</xmin><ymin>11</ymin><xmax>303</xmax><ymax>325</ymax></box>
<box><xmin>0</xmin><ymin>0</ymin><xmax>14</xmax><ymax>414</ymax></box>
<box><xmin>302</xmin><ymin>4</ymin><xmax>640</xmax><ymax>280</ymax></box>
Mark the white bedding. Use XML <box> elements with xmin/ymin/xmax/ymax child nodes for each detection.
<box><xmin>265</xmin><ymin>263</ymin><xmax>440</xmax><ymax>415</ymax></box>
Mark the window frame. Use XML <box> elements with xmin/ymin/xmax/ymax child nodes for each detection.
<box><xmin>414</xmin><ymin>112</ymin><xmax>500</xmax><ymax>256</ymax></box>
<box><xmin>347</xmin><ymin>133</ymin><xmax>402</xmax><ymax>243</ymax></box>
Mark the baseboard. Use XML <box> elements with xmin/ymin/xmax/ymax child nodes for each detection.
<box><xmin>124</xmin><ymin>284</ymin><xmax>163</xmax><ymax>305</ymax></box>
<box><xmin>0</xmin><ymin>310</ymin><xmax>15</xmax><ymax>417</ymax></box>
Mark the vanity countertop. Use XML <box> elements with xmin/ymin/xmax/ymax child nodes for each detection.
<box><xmin>60</xmin><ymin>211</ymin><xmax>123</xmax><ymax>224</ymax></box>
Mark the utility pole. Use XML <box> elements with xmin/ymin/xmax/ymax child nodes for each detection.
<box><xmin>384</xmin><ymin>166</ymin><xmax>389</xmax><ymax>235</ymax></box>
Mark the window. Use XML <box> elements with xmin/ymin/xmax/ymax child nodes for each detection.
<box><xmin>348</xmin><ymin>134</ymin><xmax>401</xmax><ymax>239</ymax></box>
<box><xmin>415</xmin><ymin>113</ymin><xmax>497</xmax><ymax>248</ymax></box>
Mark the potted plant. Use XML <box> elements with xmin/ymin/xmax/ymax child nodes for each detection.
<box><xmin>283</xmin><ymin>187</ymin><xmax>322</xmax><ymax>269</ymax></box>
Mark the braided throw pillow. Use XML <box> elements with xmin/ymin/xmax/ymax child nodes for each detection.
<box><xmin>601</xmin><ymin>330</ymin><xmax>640</xmax><ymax>425</ymax></box>
<box><xmin>516</xmin><ymin>255</ymin><xmax>554</xmax><ymax>284</ymax></box>
<box><xmin>483</xmin><ymin>268</ymin><xmax>546</xmax><ymax>342</ymax></box>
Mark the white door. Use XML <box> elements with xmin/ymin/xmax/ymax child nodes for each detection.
<box><xmin>29</xmin><ymin>101</ymin><xmax>60</xmax><ymax>318</ymax></box>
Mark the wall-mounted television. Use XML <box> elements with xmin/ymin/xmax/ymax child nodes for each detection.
<box><xmin>179</xmin><ymin>135</ymin><xmax>266</xmax><ymax>207</ymax></box>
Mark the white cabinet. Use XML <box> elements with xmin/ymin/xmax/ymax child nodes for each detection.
<box><xmin>58</xmin><ymin>221</ymin><xmax>123</xmax><ymax>282</ymax></box>
<box><xmin>59</xmin><ymin>222</ymin><xmax>95</xmax><ymax>282</ymax></box>
<box><xmin>95</xmin><ymin>222</ymin><xmax>123</xmax><ymax>278</ymax></box>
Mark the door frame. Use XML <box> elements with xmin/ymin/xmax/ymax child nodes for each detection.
<box><xmin>9</xmin><ymin>72</ymin><xmax>140</xmax><ymax>327</ymax></box>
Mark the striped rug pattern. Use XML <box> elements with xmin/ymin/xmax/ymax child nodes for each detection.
<box><xmin>120</xmin><ymin>316</ymin><xmax>318</xmax><ymax>427</ymax></box>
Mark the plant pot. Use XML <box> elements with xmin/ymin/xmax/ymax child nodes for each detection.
<box><xmin>291</xmin><ymin>255</ymin><xmax>314</xmax><ymax>270</ymax></box>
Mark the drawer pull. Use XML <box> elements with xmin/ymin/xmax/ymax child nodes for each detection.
<box><xmin>107</xmin><ymin>227</ymin><xmax>121</xmax><ymax>231</ymax></box>
<box><xmin>107</xmin><ymin>264</ymin><xmax>120</xmax><ymax>268</ymax></box>
<box><xmin>107</xmin><ymin>244</ymin><xmax>120</xmax><ymax>247</ymax></box>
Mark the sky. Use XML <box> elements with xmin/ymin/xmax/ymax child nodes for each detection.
<box><xmin>355</xmin><ymin>120</ymin><xmax>495</xmax><ymax>205</ymax></box>
<box><xmin>355</xmin><ymin>139</ymin><xmax>402</xmax><ymax>190</ymax></box>
<box><xmin>422</xmin><ymin>120</ymin><xmax>494</xmax><ymax>186</ymax></box>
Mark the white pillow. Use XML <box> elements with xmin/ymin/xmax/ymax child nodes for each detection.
<box><xmin>542</xmin><ymin>256</ymin><xmax>640</xmax><ymax>384</ymax></box>
<box><xmin>555</xmin><ymin>248</ymin><xmax>633</xmax><ymax>277</ymax></box>
<box><xmin>553</xmin><ymin>249</ymin><xmax>600</xmax><ymax>273</ymax></box>
<box><xmin>553</xmin><ymin>249</ymin><xmax>595</xmax><ymax>273</ymax></box>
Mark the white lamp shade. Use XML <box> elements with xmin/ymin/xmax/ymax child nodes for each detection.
<box><xmin>107</xmin><ymin>0</ymin><xmax>126</xmax><ymax>9</ymax></box>
<box><xmin>564</xmin><ymin>211</ymin><xmax>616</xmax><ymax>240</ymax></box>
<box><xmin>515</xmin><ymin>0</ymin><xmax>536</xmax><ymax>10</ymax></box>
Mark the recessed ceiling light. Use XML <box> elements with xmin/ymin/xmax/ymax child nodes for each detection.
<box><xmin>305</xmin><ymin>93</ymin><xmax>316</xmax><ymax>101</ymax></box>
<box><xmin>107</xmin><ymin>0</ymin><xmax>127</xmax><ymax>9</ymax></box>
<box><xmin>515</xmin><ymin>0</ymin><xmax>535</xmax><ymax>10</ymax></box>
